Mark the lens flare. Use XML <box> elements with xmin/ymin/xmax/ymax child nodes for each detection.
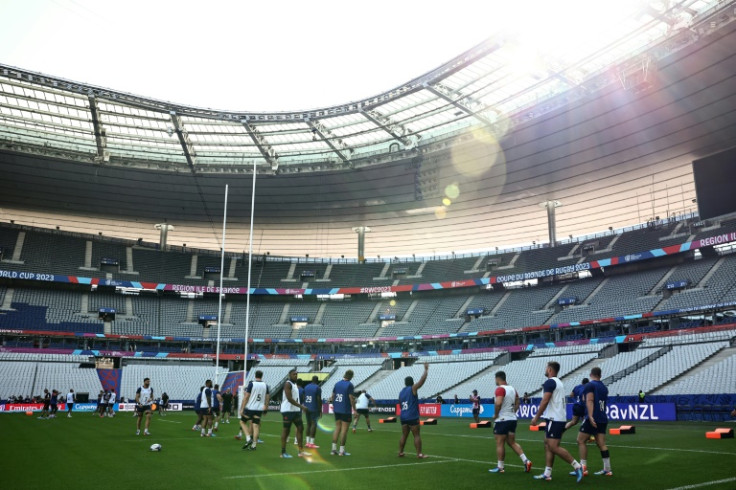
<box><xmin>317</xmin><ymin>417</ymin><xmax>335</xmax><ymax>434</ymax></box>
<box><xmin>442</xmin><ymin>198</ymin><xmax>451</xmax><ymax>206</ymax></box>
<box><xmin>444</xmin><ymin>183</ymin><xmax>460</xmax><ymax>199</ymax></box>
<box><xmin>450</xmin><ymin>127</ymin><xmax>507</xmax><ymax>180</ymax></box>
<box><xmin>434</xmin><ymin>207</ymin><xmax>447</xmax><ymax>220</ymax></box>
<box><xmin>389</xmin><ymin>299</ymin><xmax>396</xmax><ymax>307</ymax></box>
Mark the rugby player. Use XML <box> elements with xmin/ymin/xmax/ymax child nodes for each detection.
<box><xmin>398</xmin><ymin>363</ymin><xmax>429</xmax><ymax>459</ymax></box>
<box><xmin>239</xmin><ymin>371</ymin><xmax>270</xmax><ymax>451</ymax></box>
<box><xmin>352</xmin><ymin>390</ymin><xmax>376</xmax><ymax>433</ymax></box>
<box><xmin>135</xmin><ymin>377</ymin><xmax>154</xmax><ymax>436</ymax></box>
<box><xmin>199</xmin><ymin>380</ymin><xmax>214</xmax><ymax>437</ymax></box>
<box><xmin>470</xmin><ymin>389</ymin><xmax>481</xmax><ymax>423</ymax></box>
<box><xmin>330</xmin><ymin>370</ymin><xmax>356</xmax><ymax>456</ymax></box>
<box><xmin>304</xmin><ymin>375</ymin><xmax>322</xmax><ymax>448</ymax></box>
<box><xmin>66</xmin><ymin>389</ymin><xmax>75</xmax><ymax>418</ymax></box>
<box><xmin>488</xmin><ymin>371</ymin><xmax>532</xmax><ymax>474</ymax></box>
<box><xmin>571</xmin><ymin>367</ymin><xmax>612</xmax><ymax>477</ymax></box>
<box><xmin>280</xmin><ymin>369</ymin><xmax>309</xmax><ymax>458</ymax></box>
<box><xmin>530</xmin><ymin>362</ymin><xmax>583</xmax><ymax>482</ymax></box>
<box><xmin>565</xmin><ymin>378</ymin><xmax>589</xmax><ymax>431</ymax></box>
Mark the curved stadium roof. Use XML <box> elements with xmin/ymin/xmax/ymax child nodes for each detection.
<box><xmin>1</xmin><ymin>0</ymin><xmax>735</xmax><ymax>258</ymax></box>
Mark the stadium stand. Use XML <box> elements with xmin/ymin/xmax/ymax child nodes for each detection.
<box><xmin>364</xmin><ymin>360</ymin><xmax>492</xmax><ymax>400</ymax></box>
<box><xmin>441</xmin><ymin>353</ymin><xmax>598</xmax><ymax>400</ymax></box>
<box><xmin>119</xmin><ymin>363</ymin><xmax>228</xmax><ymax>402</ymax></box>
<box><xmin>606</xmin><ymin>342</ymin><xmax>728</xmax><ymax>395</ymax></box>
<box><xmin>320</xmin><ymin>361</ymin><xmax>385</xmax><ymax>400</ymax></box>
<box><xmin>656</xmin><ymin>348</ymin><xmax>736</xmax><ymax>395</ymax></box>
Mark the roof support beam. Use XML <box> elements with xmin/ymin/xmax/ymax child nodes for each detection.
<box><xmin>169</xmin><ymin>111</ymin><xmax>196</xmax><ymax>169</ymax></box>
<box><xmin>87</xmin><ymin>95</ymin><xmax>108</xmax><ymax>162</ymax></box>
<box><xmin>423</xmin><ymin>83</ymin><xmax>496</xmax><ymax>128</ymax></box>
<box><xmin>306</xmin><ymin>120</ymin><xmax>352</xmax><ymax>164</ymax></box>
<box><xmin>241</xmin><ymin>121</ymin><xmax>279</xmax><ymax>171</ymax></box>
<box><xmin>361</xmin><ymin>110</ymin><xmax>412</xmax><ymax>146</ymax></box>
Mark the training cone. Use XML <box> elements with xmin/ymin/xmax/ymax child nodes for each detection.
<box><xmin>151</xmin><ymin>403</ymin><xmax>157</xmax><ymax>411</ymax></box>
<box><xmin>25</xmin><ymin>410</ymin><xmax>33</xmax><ymax>416</ymax></box>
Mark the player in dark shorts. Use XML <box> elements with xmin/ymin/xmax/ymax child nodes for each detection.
<box><xmin>573</xmin><ymin>367</ymin><xmax>612</xmax><ymax>477</ymax></box>
<box><xmin>531</xmin><ymin>361</ymin><xmax>583</xmax><ymax>482</ymax></box>
<box><xmin>239</xmin><ymin>371</ymin><xmax>270</xmax><ymax>450</ymax></box>
<box><xmin>40</xmin><ymin>389</ymin><xmax>50</xmax><ymax>419</ymax></box>
<box><xmin>212</xmin><ymin>384</ymin><xmax>223</xmax><ymax>432</ymax></box>
<box><xmin>221</xmin><ymin>389</ymin><xmax>233</xmax><ymax>424</ymax></box>
<box><xmin>280</xmin><ymin>369</ymin><xmax>309</xmax><ymax>458</ymax></box>
<box><xmin>352</xmin><ymin>390</ymin><xmax>376</xmax><ymax>433</ymax></box>
<box><xmin>192</xmin><ymin>386</ymin><xmax>205</xmax><ymax>431</ymax></box>
<box><xmin>330</xmin><ymin>370</ymin><xmax>356</xmax><ymax>456</ymax></box>
<box><xmin>303</xmin><ymin>376</ymin><xmax>322</xmax><ymax>448</ymax></box>
<box><xmin>49</xmin><ymin>390</ymin><xmax>59</xmax><ymax>418</ymax></box>
<box><xmin>162</xmin><ymin>392</ymin><xmax>169</xmax><ymax>414</ymax></box>
<box><xmin>95</xmin><ymin>390</ymin><xmax>104</xmax><ymax>417</ymax></box>
<box><xmin>398</xmin><ymin>363</ymin><xmax>429</xmax><ymax>459</ymax></box>
<box><xmin>565</xmin><ymin>377</ymin><xmax>589</xmax><ymax>430</ymax></box>
<box><xmin>470</xmin><ymin>390</ymin><xmax>481</xmax><ymax>423</ymax></box>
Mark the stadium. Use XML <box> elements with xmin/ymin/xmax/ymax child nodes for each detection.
<box><xmin>1</xmin><ymin>1</ymin><xmax>735</xmax><ymax>488</ymax></box>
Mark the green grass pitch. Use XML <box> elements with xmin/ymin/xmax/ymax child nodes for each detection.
<box><xmin>2</xmin><ymin>412</ymin><xmax>734</xmax><ymax>489</ymax></box>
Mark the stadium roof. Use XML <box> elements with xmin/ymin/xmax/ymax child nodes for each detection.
<box><xmin>0</xmin><ymin>0</ymin><xmax>735</xmax><ymax>258</ymax></box>
<box><xmin>0</xmin><ymin>0</ymin><xmax>726</xmax><ymax>172</ymax></box>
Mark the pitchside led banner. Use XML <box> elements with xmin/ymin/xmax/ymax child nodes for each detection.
<box><xmin>514</xmin><ymin>403</ymin><xmax>676</xmax><ymax>421</ymax></box>
<box><xmin>441</xmin><ymin>404</ymin><xmax>496</xmax><ymax>418</ymax></box>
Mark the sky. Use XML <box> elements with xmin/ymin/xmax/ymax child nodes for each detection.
<box><xmin>0</xmin><ymin>0</ymin><xmax>507</xmax><ymax>112</ymax></box>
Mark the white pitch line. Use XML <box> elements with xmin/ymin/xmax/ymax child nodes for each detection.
<box><xmin>158</xmin><ymin>420</ymin><xmax>182</xmax><ymax>424</ymax></box>
<box><xmin>429</xmin><ymin>454</ymin><xmax>524</xmax><ymax>469</ymax></box>
<box><xmin>666</xmin><ymin>477</ymin><xmax>736</xmax><ymax>490</ymax></box>
<box><xmin>223</xmin><ymin>458</ymin><xmax>456</xmax><ymax>480</ymax></box>
<box><xmin>357</xmin><ymin>427</ymin><xmax>736</xmax><ymax>456</ymax></box>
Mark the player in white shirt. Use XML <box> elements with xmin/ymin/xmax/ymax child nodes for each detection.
<box><xmin>107</xmin><ymin>389</ymin><xmax>117</xmax><ymax>417</ymax></box>
<box><xmin>135</xmin><ymin>377</ymin><xmax>154</xmax><ymax>436</ymax></box>
<box><xmin>199</xmin><ymin>379</ymin><xmax>215</xmax><ymax>437</ymax></box>
<box><xmin>238</xmin><ymin>370</ymin><xmax>270</xmax><ymax>450</ymax></box>
<box><xmin>531</xmin><ymin>362</ymin><xmax>583</xmax><ymax>482</ymax></box>
<box><xmin>352</xmin><ymin>391</ymin><xmax>376</xmax><ymax>433</ymax></box>
<box><xmin>66</xmin><ymin>389</ymin><xmax>75</xmax><ymax>418</ymax></box>
<box><xmin>489</xmin><ymin>371</ymin><xmax>532</xmax><ymax>474</ymax></box>
<box><xmin>280</xmin><ymin>369</ymin><xmax>309</xmax><ymax>458</ymax></box>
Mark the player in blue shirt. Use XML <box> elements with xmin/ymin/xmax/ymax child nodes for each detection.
<box><xmin>574</xmin><ymin>367</ymin><xmax>612</xmax><ymax>477</ymax></box>
<box><xmin>303</xmin><ymin>376</ymin><xmax>322</xmax><ymax>449</ymax></box>
<box><xmin>398</xmin><ymin>362</ymin><xmax>429</xmax><ymax>459</ymax></box>
<box><xmin>212</xmin><ymin>384</ymin><xmax>223</xmax><ymax>432</ymax></box>
<box><xmin>192</xmin><ymin>386</ymin><xmax>204</xmax><ymax>431</ymax></box>
<box><xmin>330</xmin><ymin>370</ymin><xmax>356</xmax><ymax>456</ymax></box>
<box><xmin>565</xmin><ymin>377</ymin><xmax>589</xmax><ymax>431</ymax></box>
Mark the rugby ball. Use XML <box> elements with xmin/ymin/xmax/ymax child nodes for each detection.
<box><xmin>149</xmin><ymin>443</ymin><xmax>162</xmax><ymax>452</ymax></box>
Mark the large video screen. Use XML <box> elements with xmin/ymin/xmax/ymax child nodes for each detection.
<box><xmin>692</xmin><ymin>147</ymin><xmax>736</xmax><ymax>220</ymax></box>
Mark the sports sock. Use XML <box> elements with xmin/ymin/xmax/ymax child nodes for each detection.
<box><xmin>246</xmin><ymin>436</ymin><xmax>252</xmax><ymax>444</ymax></box>
<box><xmin>214</xmin><ymin>422</ymin><xmax>219</xmax><ymax>429</ymax></box>
<box><xmin>572</xmin><ymin>460</ymin><xmax>582</xmax><ymax>470</ymax></box>
<box><xmin>332</xmin><ymin>443</ymin><xmax>337</xmax><ymax>451</ymax></box>
<box><xmin>544</xmin><ymin>466</ymin><xmax>552</xmax><ymax>477</ymax></box>
<box><xmin>581</xmin><ymin>459</ymin><xmax>587</xmax><ymax>468</ymax></box>
<box><xmin>498</xmin><ymin>460</ymin><xmax>504</xmax><ymax>470</ymax></box>
<box><xmin>520</xmin><ymin>453</ymin><xmax>529</xmax><ymax>464</ymax></box>
<box><xmin>208</xmin><ymin>428</ymin><xmax>213</xmax><ymax>435</ymax></box>
<box><xmin>340</xmin><ymin>445</ymin><xmax>345</xmax><ymax>453</ymax></box>
<box><xmin>601</xmin><ymin>450</ymin><xmax>611</xmax><ymax>471</ymax></box>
